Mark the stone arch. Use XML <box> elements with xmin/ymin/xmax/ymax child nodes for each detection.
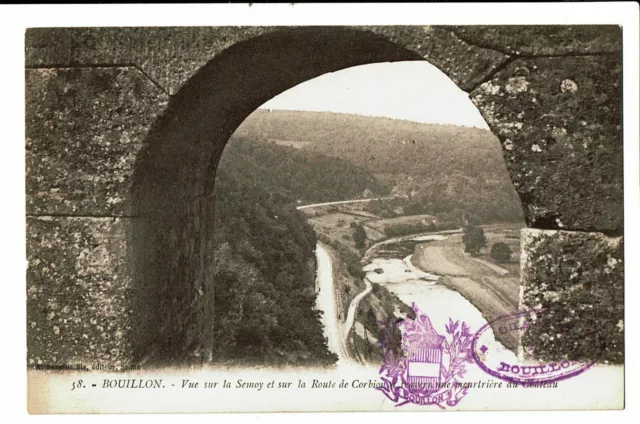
<box><xmin>129</xmin><ymin>26</ymin><xmax>516</xmax><ymax>363</ymax></box>
<box><xmin>25</xmin><ymin>26</ymin><xmax>623</xmax><ymax>367</ymax></box>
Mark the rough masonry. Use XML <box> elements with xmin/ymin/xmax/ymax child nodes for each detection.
<box><xmin>25</xmin><ymin>26</ymin><xmax>624</xmax><ymax>366</ymax></box>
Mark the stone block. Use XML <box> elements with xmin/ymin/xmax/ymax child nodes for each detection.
<box><xmin>449</xmin><ymin>25</ymin><xmax>622</xmax><ymax>56</ymax></box>
<box><xmin>471</xmin><ymin>54</ymin><xmax>622</xmax><ymax>232</ymax></box>
<box><xmin>520</xmin><ymin>228</ymin><xmax>623</xmax><ymax>364</ymax></box>
<box><xmin>25</xmin><ymin>67</ymin><xmax>168</xmax><ymax>216</ymax></box>
<box><xmin>26</xmin><ymin>217</ymin><xmax>135</xmax><ymax>366</ymax></box>
<box><xmin>26</xmin><ymin>26</ymin><xmax>508</xmax><ymax>95</ymax></box>
<box><xmin>26</xmin><ymin>27</ymin><xmax>278</xmax><ymax>95</ymax></box>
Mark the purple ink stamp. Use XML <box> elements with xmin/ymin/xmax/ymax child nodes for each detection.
<box><xmin>471</xmin><ymin>310</ymin><xmax>596</xmax><ymax>386</ymax></box>
<box><xmin>377</xmin><ymin>304</ymin><xmax>474</xmax><ymax>408</ymax></box>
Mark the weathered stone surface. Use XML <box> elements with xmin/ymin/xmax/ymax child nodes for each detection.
<box><xmin>26</xmin><ymin>67</ymin><xmax>168</xmax><ymax>216</ymax></box>
<box><xmin>27</xmin><ymin>217</ymin><xmax>135</xmax><ymax>366</ymax></box>
<box><xmin>24</xmin><ymin>27</ymin><xmax>625</xmax><ymax>366</ymax></box>
<box><xmin>129</xmin><ymin>195</ymin><xmax>216</xmax><ymax>364</ymax></box>
<box><xmin>363</xmin><ymin>26</ymin><xmax>507</xmax><ymax>91</ymax></box>
<box><xmin>449</xmin><ymin>25</ymin><xmax>622</xmax><ymax>56</ymax></box>
<box><xmin>471</xmin><ymin>54</ymin><xmax>622</xmax><ymax>232</ymax></box>
<box><xmin>26</xmin><ymin>26</ymin><xmax>507</xmax><ymax>96</ymax></box>
<box><xmin>520</xmin><ymin>229</ymin><xmax>623</xmax><ymax>364</ymax></box>
<box><xmin>26</xmin><ymin>27</ymin><xmax>277</xmax><ymax>96</ymax></box>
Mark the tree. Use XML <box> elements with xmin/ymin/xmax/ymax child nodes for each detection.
<box><xmin>351</xmin><ymin>222</ymin><xmax>367</xmax><ymax>250</ymax></box>
<box><xmin>490</xmin><ymin>242</ymin><xmax>512</xmax><ymax>263</ymax></box>
<box><xmin>467</xmin><ymin>213</ymin><xmax>482</xmax><ymax>226</ymax></box>
<box><xmin>462</xmin><ymin>224</ymin><xmax>486</xmax><ymax>256</ymax></box>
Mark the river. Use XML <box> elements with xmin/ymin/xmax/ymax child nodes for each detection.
<box><xmin>362</xmin><ymin>234</ymin><xmax>516</xmax><ymax>361</ymax></box>
<box><xmin>310</xmin><ymin>235</ymin><xmax>621</xmax><ymax>410</ymax></box>
<box><xmin>315</xmin><ymin>233</ymin><xmax>516</xmax><ymax>366</ymax></box>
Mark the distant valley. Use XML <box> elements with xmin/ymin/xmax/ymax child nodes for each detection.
<box><xmin>210</xmin><ymin>109</ymin><xmax>525</xmax><ymax>366</ymax></box>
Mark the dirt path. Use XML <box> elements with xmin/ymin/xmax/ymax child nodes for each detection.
<box><xmin>315</xmin><ymin>243</ymin><xmax>375</xmax><ymax>365</ymax></box>
<box><xmin>343</xmin><ymin>278</ymin><xmax>372</xmax><ymax>337</ymax></box>
<box><xmin>316</xmin><ymin>243</ymin><xmax>373</xmax><ymax>365</ymax></box>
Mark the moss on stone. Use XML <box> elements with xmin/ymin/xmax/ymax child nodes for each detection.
<box><xmin>448</xmin><ymin>25</ymin><xmax>622</xmax><ymax>56</ymax></box>
<box><xmin>27</xmin><ymin>217</ymin><xmax>135</xmax><ymax>366</ymax></box>
<box><xmin>471</xmin><ymin>55</ymin><xmax>622</xmax><ymax>233</ymax></box>
<box><xmin>520</xmin><ymin>229</ymin><xmax>623</xmax><ymax>364</ymax></box>
<box><xmin>25</xmin><ymin>67</ymin><xmax>169</xmax><ymax>215</ymax></box>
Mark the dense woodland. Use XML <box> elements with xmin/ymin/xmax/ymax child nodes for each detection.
<box><xmin>236</xmin><ymin>109</ymin><xmax>524</xmax><ymax>224</ymax></box>
<box><xmin>218</xmin><ymin>136</ymin><xmax>389</xmax><ymax>205</ymax></box>
<box><xmin>212</xmin><ymin>168</ymin><xmax>334</xmax><ymax>365</ymax></box>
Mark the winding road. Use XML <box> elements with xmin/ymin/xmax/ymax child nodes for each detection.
<box><xmin>343</xmin><ymin>278</ymin><xmax>372</xmax><ymax>337</ymax></box>
<box><xmin>314</xmin><ymin>244</ymin><xmax>349</xmax><ymax>364</ymax></box>
<box><xmin>296</xmin><ymin>196</ymin><xmax>401</xmax><ymax>210</ymax></box>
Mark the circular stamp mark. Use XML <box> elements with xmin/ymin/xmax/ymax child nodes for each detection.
<box><xmin>471</xmin><ymin>310</ymin><xmax>596</xmax><ymax>385</ymax></box>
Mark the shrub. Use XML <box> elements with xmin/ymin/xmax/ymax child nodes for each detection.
<box><xmin>383</xmin><ymin>221</ymin><xmax>436</xmax><ymax>237</ymax></box>
<box><xmin>490</xmin><ymin>242</ymin><xmax>512</xmax><ymax>263</ymax></box>
<box><xmin>467</xmin><ymin>213</ymin><xmax>482</xmax><ymax>226</ymax></box>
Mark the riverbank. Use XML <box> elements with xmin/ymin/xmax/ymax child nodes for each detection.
<box><xmin>410</xmin><ymin>230</ymin><xmax>521</xmax><ymax>351</ymax></box>
<box><xmin>362</xmin><ymin>237</ymin><xmax>516</xmax><ymax>364</ymax></box>
<box><xmin>316</xmin><ymin>242</ymin><xmax>411</xmax><ymax>365</ymax></box>
<box><xmin>314</xmin><ymin>244</ymin><xmax>351</xmax><ymax>364</ymax></box>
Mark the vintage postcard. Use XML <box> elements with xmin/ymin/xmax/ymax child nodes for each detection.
<box><xmin>7</xmin><ymin>2</ymin><xmax>639</xmax><ymax>415</ymax></box>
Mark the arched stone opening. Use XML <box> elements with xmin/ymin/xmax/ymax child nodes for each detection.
<box><xmin>129</xmin><ymin>27</ymin><xmax>520</xmax><ymax>364</ymax></box>
<box><xmin>25</xmin><ymin>26</ymin><xmax>623</xmax><ymax>367</ymax></box>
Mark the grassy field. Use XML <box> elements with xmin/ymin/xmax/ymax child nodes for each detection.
<box><xmin>308</xmin><ymin>211</ymin><xmax>388</xmax><ymax>247</ymax></box>
<box><xmin>309</xmin><ymin>212</ymin><xmax>361</xmax><ymax>227</ymax></box>
<box><xmin>309</xmin><ymin>213</ymin><xmax>368</xmax><ymax>252</ymax></box>
<box><xmin>363</xmin><ymin>213</ymin><xmax>437</xmax><ymax>233</ymax></box>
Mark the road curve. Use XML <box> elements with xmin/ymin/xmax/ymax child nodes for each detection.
<box><xmin>315</xmin><ymin>243</ymin><xmax>374</xmax><ymax>365</ymax></box>
<box><xmin>343</xmin><ymin>278</ymin><xmax>372</xmax><ymax>337</ymax></box>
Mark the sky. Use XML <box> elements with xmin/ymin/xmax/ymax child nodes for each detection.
<box><xmin>259</xmin><ymin>61</ymin><xmax>489</xmax><ymax>129</ymax></box>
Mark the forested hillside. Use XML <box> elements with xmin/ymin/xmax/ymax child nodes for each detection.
<box><xmin>210</xmin><ymin>109</ymin><xmax>525</xmax><ymax>364</ymax></box>
<box><xmin>235</xmin><ymin>109</ymin><xmax>524</xmax><ymax>223</ymax></box>
<box><xmin>218</xmin><ymin>136</ymin><xmax>389</xmax><ymax>205</ymax></box>
<box><xmin>210</xmin><ymin>137</ymin><xmax>391</xmax><ymax>365</ymax></box>
<box><xmin>212</xmin><ymin>167</ymin><xmax>336</xmax><ymax>365</ymax></box>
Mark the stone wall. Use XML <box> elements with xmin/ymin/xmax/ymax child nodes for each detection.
<box><xmin>520</xmin><ymin>229</ymin><xmax>624</xmax><ymax>364</ymax></box>
<box><xmin>26</xmin><ymin>217</ymin><xmax>132</xmax><ymax>365</ymax></box>
<box><xmin>25</xmin><ymin>26</ymin><xmax>623</xmax><ymax>366</ymax></box>
<box><xmin>459</xmin><ymin>26</ymin><xmax>624</xmax><ymax>364</ymax></box>
<box><xmin>470</xmin><ymin>54</ymin><xmax>622</xmax><ymax>233</ymax></box>
<box><xmin>26</xmin><ymin>66</ymin><xmax>169</xmax><ymax>365</ymax></box>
